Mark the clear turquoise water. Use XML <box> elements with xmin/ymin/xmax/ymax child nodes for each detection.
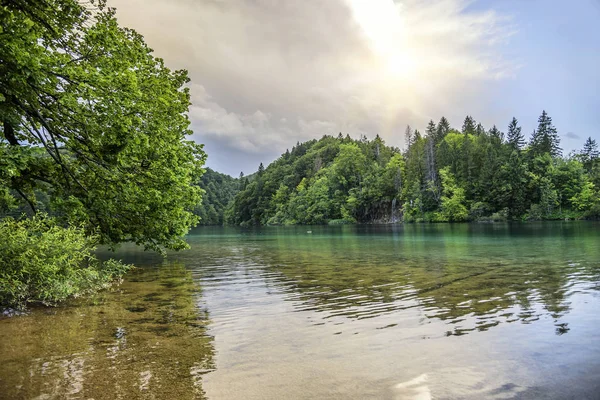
<box><xmin>1</xmin><ymin>222</ymin><xmax>600</xmax><ymax>399</ymax></box>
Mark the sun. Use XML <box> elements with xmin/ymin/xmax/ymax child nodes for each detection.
<box><xmin>346</xmin><ymin>0</ymin><xmax>417</xmax><ymax>80</ymax></box>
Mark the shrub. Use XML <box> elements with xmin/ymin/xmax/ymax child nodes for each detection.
<box><xmin>327</xmin><ymin>218</ymin><xmax>355</xmax><ymax>225</ymax></box>
<box><xmin>525</xmin><ymin>204</ymin><xmax>543</xmax><ymax>221</ymax></box>
<box><xmin>0</xmin><ymin>214</ymin><xmax>131</xmax><ymax>309</ymax></box>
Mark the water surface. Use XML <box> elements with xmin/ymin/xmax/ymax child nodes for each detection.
<box><xmin>1</xmin><ymin>222</ymin><xmax>600</xmax><ymax>399</ymax></box>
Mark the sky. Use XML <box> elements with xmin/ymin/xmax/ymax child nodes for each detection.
<box><xmin>108</xmin><ymin>0</ymin><xmax>600</xmax><ymax>177</ymax></box>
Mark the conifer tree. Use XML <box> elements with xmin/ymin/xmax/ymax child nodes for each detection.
<box><xmin>582</xmin><ymin>137</ymin><xmax>599</xmax><ymax>160</ymax></box>
<box><xmin>507</xmin><ymin>117</ymin><xmax>525</xmax><ymax>150</ymax></box>
<box><xmin>489</xmin><ymin>125</ymin><xmax>504</xmax><ymax>142</ymax></box>
<box><xmin>581</xmin><ymin>137</ymin><xmax>599</xmax><ymax>172</ymax></box>
<box><xmin>530</xmin><ymin>110</ymin><xmax>561</xmax><ymax>157</ymax></box>
<box><xmin>462</xmin><ymin>116</ymin><xmax>476</xmax><ymax>136</ymax></box>
<box><xmin>426</xmin><ymin>120</ymin><xmax>437</xmax><ymax>139</ymax></box>
<box><xmin>436</xmin><ymin>117</ymin><xmax>450</xmax><ymax>142</ymax></box>
<box><xmin>475</xmin><ymin>123</ymin><xmax>485</xmax><ymax>136</ymax></box>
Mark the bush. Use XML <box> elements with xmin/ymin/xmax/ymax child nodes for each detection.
<box><xmin>525</xmin><ymin>204</ymin><xmax>543</xmax><ymax>221</ymax></box>
<box><xmin>0</xmin><ymin>214</ymin><xmax>131</xmax><ymax>309</ymax></box>
<box><xmin>327</xmin><ymin>218</ymin><xmax>355</xmax><ymax>225</ymax></box>
<box><xmin>469</xmin><ymin>202</ymin><xmax>490</xmax><ymax>221</ymax></box>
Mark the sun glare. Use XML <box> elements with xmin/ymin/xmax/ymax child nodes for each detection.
<box><xmin>346</xmin><ymin>0</ymin><xmax>417</xmax><ymax>80</ymax></box>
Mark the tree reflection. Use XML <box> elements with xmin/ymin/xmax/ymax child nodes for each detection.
<box><xmin>236</xmin><ymin>223</ymin><xmax>600</xmax><ymax>336</ymax></box>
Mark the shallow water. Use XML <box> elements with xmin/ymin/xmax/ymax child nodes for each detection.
<box><xmin>1</xmin><ymin>222</ymin><xmax>600</xmax><ymax>399</ymax></box>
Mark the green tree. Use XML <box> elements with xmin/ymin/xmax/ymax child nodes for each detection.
<box><xmin>507</xmin><ymin>117</ymin><xmax>525</xmax><ymax>150</ymax></box>
<box><xmin>462</xmin><ymin>116</ymin><xmax>476</xmax><ymax>136</ymax></box>
<box><xmin>435</xmin><ymin>116</ymin><xmax>451</xmax><ymax>143</ymax></box>
<box><xmin>580</xmin><ymin>137</ymin><xmax>599</xmax><ymax>172</ymax></box>
<box><xmin>194</xmin><ymin>168</ymin><xmax>239</xmax><ymax>225</ymax></box>
<box><xmin>439</xmin><ymin>167</ymin><xmax>468</xmax><ymax>222</ymax></box>
<box><xmin>529</xmin><ymin>110</ymin><xmax>561</xmax><ymax>157</ymax></box>
<box><xmin>1</xmin><ymin>0</ymin><xmax>205</xmax><ymax>251</ymax></box>
<box><xmin>488</xmin><ymin>125</ymin><xmax>504</xmax><ymax>143</ymax></box>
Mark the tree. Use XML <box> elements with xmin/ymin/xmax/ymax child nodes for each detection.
<box><xmin>488</xmin><ymin>125</ymin><xmax>504</xmax><ymax>143</ymax></box>
<box><xmin>439</xmin><ymin>167</ymin><xmax>468</xmax><ymax>222</ymax></box>
<box><xmin>435</xmin><ymin>117</ymin><xmax>450</xmax><ymax>143</ymax></box>
<box><xmin>194</xmin><ymin>169</ymin><xmax>240</xmax><ymax>225</ymax></box>
<box><xmin>529</xmin><ymin>110</ymin><xmax>561</xmax><ymax>157</ymax></box>
<box><xmin>581</xmin><ymin>137</ymin><xmax>599</xmax><ymax>172</ymax></box>
<box><xmin>0</xmin><ymin>0</ymin><xmax>205</xmax><ymax>251</ymax></box>
<box><xmin>475</xmin><ymin>123</ymin><xmax>485</xmax><ymax>136</ymax></box>
<box><xmin>462</xmin><ymin>116</ymin><xmax>476</xmax><ymax>136</ymax></box>
<box><xmin>507</xmin><ymin>117</ymin><xmax>525</xmax><ymax>150</ymax></box>
<box><xmin>425</xmin><ymin>120</ymin><xmax>436</xmax><ymax>139</ymax></box>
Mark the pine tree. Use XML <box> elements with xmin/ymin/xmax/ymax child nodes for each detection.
<box><xmin>529</xmin><ymin>110</ymin><xmax>561</xmax><ymax>157</ymax></box>
<box><xmin>581</xmin><ymin>137</ymin><xmax>599</xmax><ymax>172</ymax></box>
<box><xmin>426</xmin><ymin>120</ymin><xmax>436</xmax><ymax>138</ymax></box>
<box><xmin>582</xmin><ymin>137</ymin><xmax>599</xmax><ymax>159</ymax></box>
<box><xmin>462</xmin><ymin>116</ymin><xmax>476</xmax><ymax>136</ymax></box>
<box><xmin>436</xmin><ymin>117</ymin><xmax>450</xmax><ymax>143</ymax></box>
<box><xmin>413</xmin><ymin>129</ymin><xmax>422</xmax><ymax>141</ymax></box>
<box><xmin>489</xmin><ymin>125</ymin><xmax>504</xmax><ymax>142</ymax></box>
<box><xmin>507</xmin><ymin>117</ymin><xmax>525</xmax><ymax>150</ymax></box>
<box><xmin>475</xmin><ymin>123</ymin><xmax>485</xmax><ymax>136</ymax></box>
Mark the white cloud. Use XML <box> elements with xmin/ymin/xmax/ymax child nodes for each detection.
<box><xmin>108</xmin><ymin>0</ymin><xmax>516</xmax><ymax>173</ymax></box>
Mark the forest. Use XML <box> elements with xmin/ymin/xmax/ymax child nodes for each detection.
<box><xmin>223</xmin><ymin>111</ymin><xmax>600</xmax><ymax>226</ymax></box>
<box><xmin>194</xmin><ymin>168</ymin><xmax>240</xmax><ymax>225</ymax></box>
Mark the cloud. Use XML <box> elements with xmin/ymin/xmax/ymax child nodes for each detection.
<box><xmin>108</xmin><ymin>0</ymin><xmax>516</xmax><ymax>174</ymax></box>
<box><xmin>564</xmin><ymin>132</ymin><xmax>580</xmax><ymax>140</ymax></box>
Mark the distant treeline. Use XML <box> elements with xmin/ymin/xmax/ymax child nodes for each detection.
<box><xmin>194</xmin><ymin>168</ymin><xmax>240</xmax><ymax>225</ymax></box>
<box><xmin>202</xmin><ymin>111</ymin><xmax>600</xmax><ymax>226</ymax></box>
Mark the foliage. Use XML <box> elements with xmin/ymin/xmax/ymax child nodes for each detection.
<box><xmin>0</xmin><ymin>214</ymin><xmax>131</xmax><ymax>309</ymax></box>
<box><xmin>0</xmin><ymin>0</ymin><xmax>206</xmax><ymax>252</ymax></box>
<box><xmin>194</xmin><ymin>168</ymin><xmax>239</xmax><ymax>225</ymax></box>
<box><xmin>226</xmin><ymin>110</ymin><xmax>599</xmax><ymax>225</ymax></box>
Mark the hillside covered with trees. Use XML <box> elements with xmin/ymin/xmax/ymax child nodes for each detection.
<box><xmin>194</xmin><ymin>168</ymin><xmax>239</xmax><ymax>225</ymax></box>
<box><xmin>225</xmin><ymin>111</ymin><xmax>600</xmax><ymax>226</ymax></box>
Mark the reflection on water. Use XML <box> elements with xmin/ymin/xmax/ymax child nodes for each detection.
<box><xmin>186</xmin><ymin>223</ymin><xmax>600</xmax><ymax>337</ymax></box>
<box><xmin>1</xmin><ymin>222</ymin><xmax>600</xmax><ymax>399</ymax></box>
<box><xmin>0</xmin><ymin>264</ymin><xmax>214</xmax><ymax>400</ymax></box>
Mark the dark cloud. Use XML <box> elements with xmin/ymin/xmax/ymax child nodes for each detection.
<box><xmin>564</xmin><ymin>132</ymin><xmax>581</xmax><ymax>140</ymax></box>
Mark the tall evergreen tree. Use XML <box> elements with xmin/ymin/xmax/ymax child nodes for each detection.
<box><xmin>436</xmin><ymin>117</ymin><xmax>450</xmax><ymax>142</ymax></box>
<box><xmin>426</xmin><ymin>120</ymin><xmax>437</xmax><ymax>139</ymax></box>
<box><xmin>413</xmin><ymin>129</ymin><xmax>422</xmax><ymax>141</ymax></box>
<box><xmin>489</xmin><ymin>125</ymin><xmax>504</xmax><ymax>142</ymax></box>
<box><xmin>530</xmin><ymin>110</ymin><xmax>561</xmax><ymax>157</ymax></box>
<box><xmin>507</xmin><ymin>117</ymin><xmax>525</xmax><ymax>150</ymax></box>
<box><xmin>582</xmin><ymin>137</ymin><xmax>599</xmax><ymax>159</ymax></box>
<box><xmin>581</xmin><ymin>137</ymin><xmax>599</xmax><ymax>172</ymax></box>
<box><xmin>475</xmin><ymin>123</ymin><xmax>485</xmax><ymax>136</ymax></box>
<box><xmin>462</xmin><ymin>116</ymin><xmax>476</xmax><ymax>136</ymax></box>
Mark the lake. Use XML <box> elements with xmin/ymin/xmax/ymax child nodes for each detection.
<box><xmin>1</xmin><ymin>222</ymin><xmax>600</xmax><ymax>399</ymax></box>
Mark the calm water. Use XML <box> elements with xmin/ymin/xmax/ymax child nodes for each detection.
<box><xmin>1</xmin><ymin>222</ymin><xmax>600</xmax><ymax>399</ymax></box>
